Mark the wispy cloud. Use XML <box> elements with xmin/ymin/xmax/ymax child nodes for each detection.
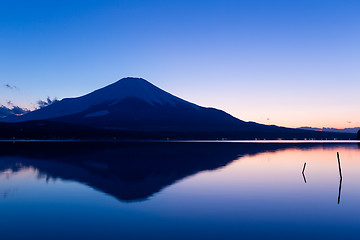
<box><xmin>3</xmin><ymin>84</ymin><xmax>18</xmax><ymax>90</ymax></box>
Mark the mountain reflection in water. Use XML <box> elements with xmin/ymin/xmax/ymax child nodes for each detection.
<box><xmin>0</xmin><ymin>141</ymin><xmax>356</xmax><ymax>202</ymax></box>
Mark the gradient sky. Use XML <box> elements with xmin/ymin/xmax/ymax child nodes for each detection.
<box><xmin>0</xmin><ymin>0</ymin><xmax>359</xmax><ymax>128</ymax></box>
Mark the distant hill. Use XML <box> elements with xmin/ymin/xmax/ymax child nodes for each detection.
<box><xmin>298</xmin><ymin>126</ymin><xmax>360</xmax><ymax>134</ymax></box>
<box><xmin>0</xmin><ymin>77</ymin><xmax>356</xmax><ymax>140</ymax></box>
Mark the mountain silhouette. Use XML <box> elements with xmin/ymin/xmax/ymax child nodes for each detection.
<box><xmin>4</xmin><ymin>78</ymin><xmax>252</xmax><ymax>132</ymax></box>
<box><xmin>0</xmin><ymin>141</ymin><xmax>338</xmax><ymax>202</ymax></box>
<box><xmin>0</xmin><ymin>77</ymin><xmax>356</xmax><ymax>140</ymax></box>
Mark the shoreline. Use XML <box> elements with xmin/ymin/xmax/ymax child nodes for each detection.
<box><xmin>0</xmin><ymin>139</ymin><xmax>359</xmax><ymax>143</ymax></box>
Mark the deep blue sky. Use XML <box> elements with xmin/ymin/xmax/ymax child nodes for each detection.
<box><xmin>0</xmin><ymin>0</ymin><xmax>359</xmax><ymax>128</ymax></box>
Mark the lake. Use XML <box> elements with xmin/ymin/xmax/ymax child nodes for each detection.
<box><xmin>1</xmin><ymin>141</ymin><xmax>360</xmax><ymax>239</ymax></box>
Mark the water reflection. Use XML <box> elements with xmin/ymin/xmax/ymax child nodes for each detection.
<box><xmin>1</xmin><ymin>142</ymin><xmax>360</xmax><ymax>240</ymax></box>
<box><xmin>0</xmin><ymin>142</ymin><xmax>357</xmax><ymax>202</ymax></box>
<box><xmin>302</xmin><ymin>171</ymin><xmax>307</xmax><ymax>183</ymax></box>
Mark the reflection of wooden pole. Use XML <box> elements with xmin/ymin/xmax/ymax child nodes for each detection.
<box><xmin>338</xmin><ymin>177</ymin><xmax>342</xmax><ymax>204</ymax></box>
<box><xmin>337</xmin><ymin>152</ymin><xmax>343</xmax><ymax>179</ymax></box>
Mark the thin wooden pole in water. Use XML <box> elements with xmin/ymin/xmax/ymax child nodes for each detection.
<box><xmin>302</xmin><ymin>162</ymin><xmax>306</xmax><ymax>174</ymax></box>
<box><xmin>302</xmin><ymin>162</ymin><xmax>307</xmax><ymax>183</ymax></box>
<box><xmin>337</xmin><ymin>152</ymin><xmax>343</xmax><ymax>180</ymax></box>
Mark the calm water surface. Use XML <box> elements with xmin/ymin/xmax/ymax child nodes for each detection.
<box><xmin>1</xmin><ymin>142</ymin><xmax>360</xmax><ymax>239</ymax></box>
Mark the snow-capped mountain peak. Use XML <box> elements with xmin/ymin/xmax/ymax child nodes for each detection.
<box><xmin>6</xmin><ymin>77</ymin><xmax>199</xmax><ymax>122</ymax></box>
<box><xmin>88</xmin><ymin>77</ymin><xmax>196</xmax><ymax>106</ymax></box>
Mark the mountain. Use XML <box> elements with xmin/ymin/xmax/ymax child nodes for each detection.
<box><xmin>1</xmin><ymin>77</ymin><xmax>356</xmax><ymax>140</ymax></box>
<box><xmin>4</xmin><ymin>77</ymin><xmax>268</xmax><ymax>133</ymax></box>
<box><xmin>7</xmin><ymin>78</ymin><xmax>198</xmax><ymax>122</ymax></box>
<box><xmin>5</xmin><ymin>78</ymin><xmax>243</xmax><ymax>131</ymax></box>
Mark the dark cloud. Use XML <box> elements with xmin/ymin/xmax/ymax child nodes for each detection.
<box><xmin>37</xmin><ymin>97</ymin><xmax>58</xmax><ymax>109</ymax></box>
<box><xmin>11</xmin><ymin>106</ymin><xmax>28</xmax><ymax>115</ymax></box>
<box><xmin>0</xmin><ymin>105</ymin><xmax>29</xmax><ymax>118</ymax></box>
<box><xmin>3</xmin><ymin>84</ymin><xmax>18</xmax><ymax>90</ymax></box>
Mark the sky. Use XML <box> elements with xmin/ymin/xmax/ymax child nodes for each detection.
<box><xmin>0</xmin><ymin>0</ymin><xmax>359</xmax><ymax>129</ymax></box>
